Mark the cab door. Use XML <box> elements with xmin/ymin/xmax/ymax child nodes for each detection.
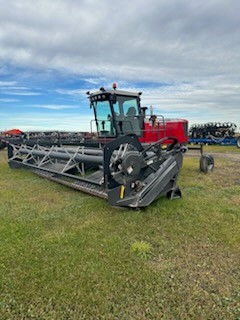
<box><xmin>93</xmin><ymin>100</ymin><xmax>116</xmax><ymax>137</ymax></box>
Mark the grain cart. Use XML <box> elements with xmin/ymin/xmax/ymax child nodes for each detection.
<box><xmin>8</xmin><ymin>134</ymin><xmax>184</xmax><ymax>208</ymax></box>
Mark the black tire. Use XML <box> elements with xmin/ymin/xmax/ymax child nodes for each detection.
<box><xmin>237</xmin><ymin>137</ymin><xmax>240</xmax><ymax>148</ymax></box>
<box><xmin>200</xmin><ymin>154</ymin><xmax>214</xmax><ymax>173</ymax></box>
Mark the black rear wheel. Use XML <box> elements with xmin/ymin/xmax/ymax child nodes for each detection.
<box><xmin>237</xmin><ymin>137</ymin><xmax>240</xmax><ymax>148</ymax></box>
<box><xmin>200</xmin><ymin>154</ymin><xmax>214</xmax><ymax>173</ymax></box>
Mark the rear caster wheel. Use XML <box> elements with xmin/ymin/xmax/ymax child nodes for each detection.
<box><xmin>200</xmin><ymin>154</ymin><xmax>214</xmax><ymax>173</ymax></box>
<box><xmin>237</xmin><ymin>137</ymin><xmax>240</xmax><ymax>148</ymax></box>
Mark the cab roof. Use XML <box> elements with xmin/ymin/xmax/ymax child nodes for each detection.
<box><xmin>89</xmin><ymin>88</ymin><xmax>140</xmax><ymax>98</ymax></box>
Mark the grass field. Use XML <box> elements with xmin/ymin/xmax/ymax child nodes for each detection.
<box><xmin>0</xmin><ymin>147</ymin><xmax>240</xmax><ymax>319</ymax></box>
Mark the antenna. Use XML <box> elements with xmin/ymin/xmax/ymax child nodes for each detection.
<box><xmin>150</xmin><ymin>106</ymin><xmax>153</xmax><ymax>116</ymax></box>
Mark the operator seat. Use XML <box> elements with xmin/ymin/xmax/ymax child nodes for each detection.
<box><xmin>126</xmin><ymin>107</ymin><xmax>136</xmax><ymax>117</ymax></box>
<box><xmin>123</xmin><ymin>106</ymin><xmax>141</xmax><ymax>135</ymax></box>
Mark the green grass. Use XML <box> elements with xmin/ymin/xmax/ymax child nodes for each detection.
<box><xmin>189</xmin><ymin>143</ymin><xmax>240</xmax><ymax>153</ymax></box>
<box><xmin>0</xmin><ymin>148</ymin><xmax>240</xmax><ymax>319</ymax></box>
<box><xmin>131</xmin><ymin>241</ymin><xmax>153</xmax><ymax>258</ymax></box>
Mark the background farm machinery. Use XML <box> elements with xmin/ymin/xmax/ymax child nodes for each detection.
<box><xmin>0</xmin><ymin>130</ymin><xmax>97</xmax><ymax>150</ymax></box>
<box><xmin>188</xmin><ymin>122</ymin><xmax>240</xmax><ymax>147</ymax></box>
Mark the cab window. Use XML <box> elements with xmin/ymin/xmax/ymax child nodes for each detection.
<box><xmin>114</xmin><ymin>96</ymin><xmax>141</xmax><ymax>135</ymax></box>
<box><xmin>93</xmin><ymin>100</ymin><xmax>116</xmax><ymax>136</ymax></box>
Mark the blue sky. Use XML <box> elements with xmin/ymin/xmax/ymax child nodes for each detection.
<box><xmin>0</xmin><ymin>0</ymin><xmax>240</xmax><ymax>132</ymax></box>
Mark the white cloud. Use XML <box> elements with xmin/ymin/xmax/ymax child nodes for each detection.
<box><xmin>1</xmin><ymin>0</ymin><xmax>239</xmax><ymax>81</ymax></box>
<box><xmin>0</xmin><ymin>0</ymin><xmax>239</xmax><ymax>129</ymax></box>
<box><xmin>84</xmin><ymin>78</ymin><xmax>108</xmax><ymax>85</ymax></box>
<box><xmin>0</xmin><ymin>98</ymin><xmax>19</xmax><ymax>102</ymax></box>
<box><xmin>0</xmin><ymin>81</ymin><xmax>17</xmax><ymax>86</ymax></box>
<box><xmin>0</xmin><ymin>112</ymin><xmax>95</xmax><ymax>131</ymax></box>
<box><xmin>31</xmin><ymin>104</ymin><xmax>79</xmax><ymax>110</ymax></box>
<box><xmin>1</xmin><ymin>90</ymin><xmax>41</xmax><ymax>96</ymax></box>
<box><xmin>55</xmin><ymin>88</ymin><xmax>87</xmax><ymax>96</ymax></box>
<box><xmin>0</xmin><ymin>82</ymin><xmax>42</xmax><ymax>96</ymax></box>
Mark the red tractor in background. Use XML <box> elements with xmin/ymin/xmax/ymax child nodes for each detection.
<box><xmin>0</xmin><ymin>129</ymin><xmax>24</xmax><ymax>149</ymax></box>
<box><xmin>2</xmin><ymin>129</ymin><xmax>23</xmax><ymax>136</ymax></box>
